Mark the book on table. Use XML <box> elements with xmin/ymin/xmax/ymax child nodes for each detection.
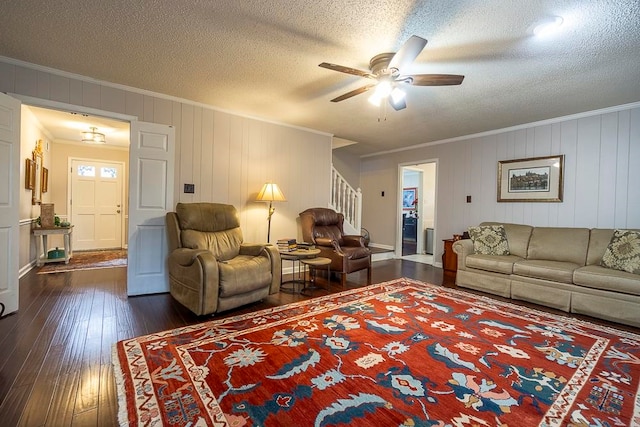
<box><xmin>277</xmin><ymin>238</ymin><xmax>297</xmax><ymax>252</ymax></box>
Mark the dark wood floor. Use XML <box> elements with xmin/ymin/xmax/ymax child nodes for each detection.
<box><xmin>0</xmin><ymin>260</ymin><xmax>634</xmax><ymax>426</ymax></box>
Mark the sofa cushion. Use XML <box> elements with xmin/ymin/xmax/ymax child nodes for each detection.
<box><xmin>218</xmin><ymin>255</ymin><xmax>272</xmax><ymax>297</ymax></box>
<box><xmin>466</xmin><ymin>254</ymin><xmax>523</xmax><ymax>274</ymax></box>
<box><xmin>574</xmin><ymin>265</ymin><xmax>640</xmax><ymax>296</ymax></box>
<box><xmin>586</xmin><ymin>229</ymin><xmax>615</xmax><ymax>265</ymax></box>
<box><xmin>573</xmin><ymin>265</ymin><xmax>640</xmax><ymax>296</ymax></box>
<box><xmin>527</xmin><ymin>227</ymin><xmax>589</xmax><ymax>265</ymax></box>
<box><xmin>600</xmin><ymin>229</ymin><xmax>640</xmax><ymax>274</ymax></box>
<box><xmin>481</xmin><ymin>222</ymin><xmax>533</xmax><ymax>258</ymax></box>
<box><xmin>468</xmin><ymin>225</ymin><xmax>510</xmax><ymax>255</ymax></box>
<box><xmin>513</xmin><ymin>259</ymin><xmax>579</xmax><ymax>284</ymax></box>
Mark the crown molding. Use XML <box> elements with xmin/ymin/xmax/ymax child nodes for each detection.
<box><xmin>362</xmin><ymin>101</ymin><xmax>640</xmax><ymax>158</ymax></box>
<box><xmin>0</xmin><ymin>55</ymin><xmax>333</xmax><ymax>138</ymax></box>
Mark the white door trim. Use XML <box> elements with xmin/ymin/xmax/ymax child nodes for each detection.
<box><xmin>396</xmin><ymin>159</ymin><xmax>440</xmax><ymax>266</ymax></box>
<box><xmin>9</xmin><ymin>94</ymin><xmax>137</xmax><ymax>123</ymax></box>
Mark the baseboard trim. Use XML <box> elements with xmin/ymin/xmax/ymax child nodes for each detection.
<box><xmin>372</xmin><ymin>252</ymin><xmax>395</xmax><ymax>262</ymax></box>
<box><xmin>19</xmin><ymin>261</ymin><xmax>36</xmax><ymax>278</ymax></box>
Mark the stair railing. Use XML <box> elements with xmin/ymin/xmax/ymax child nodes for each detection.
<box><xmin>329</xmin><ymin>165</ymin><xmax>362</xmax><ymax>234</ymax></box>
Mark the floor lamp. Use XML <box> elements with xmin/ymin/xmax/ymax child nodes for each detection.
<box><xmin>256</xmin><ymin>182</ymin><xmax>286</xmax><ymax>242</ymax></box>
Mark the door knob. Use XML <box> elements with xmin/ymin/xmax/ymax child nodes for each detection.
<box><xmin>117</xmin><ymin>210</ymin><xmax>121</xmax><ymax>213</ymax></box>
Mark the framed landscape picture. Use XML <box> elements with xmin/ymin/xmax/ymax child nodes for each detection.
<box><xmin>402</xmin><ymin>187</ymin><xmax>417</xmax><ymax>210</ymax></box>
<box><xmin>497</xmin><ymin>155</ymin><xmax>564</xmax><ymax>202</ymax></box>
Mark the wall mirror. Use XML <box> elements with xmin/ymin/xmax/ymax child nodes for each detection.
<box><xmin>31</xmin><ymin>140</ymin><xmax>43</xmax><ymax>205</ymax></box>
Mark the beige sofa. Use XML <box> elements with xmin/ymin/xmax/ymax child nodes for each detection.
<box><xmin>452</xmin><ymin>222</ymin><xmax>640</xmax><ymax>328</ymax></box>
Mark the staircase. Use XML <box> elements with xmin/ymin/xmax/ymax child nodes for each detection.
<box><xmin>330</xmin><ymin>165</ymin><xmax>395</xmax><ymax>261</ymax></box>
<box><xmin>329</xmin><ymin>166</ymin><xmax>361</xmax><ymax>236</ymax></box>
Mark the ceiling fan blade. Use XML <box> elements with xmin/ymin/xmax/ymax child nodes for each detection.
<box><xmin>330</xmin><ymin>84</ymin><xmax>377</xmax><ymax>102</ymax></box>
<box><xmin>319</xmin><ymin>62</ymin><xmax>376</xmax><ymax>79</ymax></box>
<box><xmin>403</xmin><ymin>74</ymin><xmax>465</xmax><ymax>86</ymax></box>
<box><xmin>389</xmin><ymin>96</ymin><xmax>406</xmax><ymax>111</ymax></box>
<box><xmin>388</xmin><ymin>35</ymin><xmax>428</xmax><ymax>72</ymax></box>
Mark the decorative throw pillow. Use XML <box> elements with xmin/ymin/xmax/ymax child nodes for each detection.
<box><xmin>601</xmin><ymin>229</ymin><xmax>640</xmax><ymax>274</ymax></box>
<box><xmin>468</xmin><ymin>225</ymin><xmax>510</xmax><ymax>255</ymax></box>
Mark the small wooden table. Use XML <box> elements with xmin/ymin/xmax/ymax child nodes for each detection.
<box><xmin>300</xmin><ymin>257</ymin><xmax>331</xmax><ymax>294</ymax></box>
<box><xmin>279</xmin><ymin>248</ymin><xmax>320</xmax><ymax>293</ymax></box>
<box><xmin>442</xmin><ymin>239</ymin><xmax>457</xmax><ymax>273</ymax></box>
<box><xmin>33</xmin><ymin>226</ymin><xmax>74</xmax><ymax>267</ymax></box>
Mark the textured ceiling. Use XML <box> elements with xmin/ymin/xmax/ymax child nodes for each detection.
<box><xmin>1</xmin><ymin>0</ymin><xmax>639</xmax><ymax>156</ymax></box>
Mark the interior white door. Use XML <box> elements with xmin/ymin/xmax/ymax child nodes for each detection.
<box><xmin>71</xmin><ymin>159</ymin><xmax>123</xmax><ymax>250</ymax></box>
<box><xmin>0</xmin><ymin>93</ymin><xmax>21</xmax><ymax>315</ymax></box>
<box><xmin>127</xmin><ymin>121</ymin><xmax>175</xmax><ymax>296</ymax></box>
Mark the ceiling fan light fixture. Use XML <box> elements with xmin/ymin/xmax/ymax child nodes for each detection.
<box><xmin>375</xmin><ymin>81</ymin><xmax>393</xmax><ymax>98</ymax></box>
<box><xmin>390</xmin><ymin>87</ymin><xmax>406</xmax><ymax>104</ymax></box>
<box><xmin>82</xmin><ymin>126</ymin><xmax>106</xmax><ymax>144</ymax></box>
<box><xmin>368</xmin><ymin>92</ymin><xmax>382</xmax><ymax>106</ymax></box>
<box><xmin>533</xmin><ymin>16</ymin><xmax>563</xmax><ymax>36</ymax></box>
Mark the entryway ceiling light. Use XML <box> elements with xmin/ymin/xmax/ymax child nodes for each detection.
<box><xmin>82</xmin><ymin>127</ymin><xmax>106</xmax><ymax>144</ymax></box>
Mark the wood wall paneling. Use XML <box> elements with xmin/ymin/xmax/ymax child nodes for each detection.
<box><xmin>5</xmin><ymin>58</ymin><xmax>332</xmax><ymax>275</ymax></box>
<box><xmin>628</xmin><ymin>108</ymin><xmax>640</xmax><ymax>223</ymax></box>
<box><xmin>361</xmin><ymin>105</ymin><xmax>640</xmax><ymax>262</ymax></box>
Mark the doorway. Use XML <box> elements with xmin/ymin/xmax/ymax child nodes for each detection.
<box><xmin>398</xmin><ymin>161</ymin><xmax>437</xmax><ymax>264</ymax></box>
<box><xmin>24</xmin><ymin>105</ymin><xmax>131</xmax><ymax>252</ymax></box>
<box><xmin>15</xmin><ymin>96</ymin><xmax>175</xmax><ymax>298</ymax></box>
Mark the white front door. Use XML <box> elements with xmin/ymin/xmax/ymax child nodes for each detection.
<box><xmin>71</xmin><ymin>159</ymin><xmax>123</xmax><ymax>250</ymax></box>
<box><xmin>127</xmin><ymin>121</ymin><xmax>175</xmax><ymax>296</ymax></box>
<box><xmin>0</xmin><ymin>93</ymin><xmax>21</xmax><ymax>315</ymax></box>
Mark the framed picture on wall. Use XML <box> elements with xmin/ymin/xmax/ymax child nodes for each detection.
<box><xmin>497</xmin><ymin>155</ymin><xmax>564</xmax><ymax>202</ymax></box>
<box><xmin>402</xmin><ymin>187</ymin><xmax>417</xmax><ymax>210</ymax></box>
<box><xmin>42</xmin><ymin>167</ymin><xmax>48</xmax><ymax>193</ymax></box>
<box><xmin>25</xmin><ymin>158</ymin><xmax>35</xmax><ymax>189</ymax></box>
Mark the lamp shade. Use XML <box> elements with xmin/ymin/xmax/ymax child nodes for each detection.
<box><xmin>256</xmin><ymin>182</ymin><xmax>286</xmax><ymax>202</ymax></box>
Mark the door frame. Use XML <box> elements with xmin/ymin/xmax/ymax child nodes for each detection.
<box><xmin>68</xmin><ymin>157</ymin><xmax>127</xmax><ymax>250</ymax></box>
<box><xmin>396</xmin><ymin>158</ymin><xmax>439</xmax><ymax>264</ymax></box>
<box><xmin>10</xmin><ymin>94</ymin><xmax>137</xmax><ymax>258</ymax></box>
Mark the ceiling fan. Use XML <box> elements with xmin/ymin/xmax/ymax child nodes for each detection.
<box><xmin>319</xmin><ymin>35</ymin><xmax>464</xmax><ymax>111</ymax></box>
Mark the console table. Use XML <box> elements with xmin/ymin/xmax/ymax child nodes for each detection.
<box><xmin>33</xmin><ymin>226</ymin><xmax>73</xmax><ymax>267</ymax></box>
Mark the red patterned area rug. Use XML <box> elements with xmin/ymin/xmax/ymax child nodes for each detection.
<box><xmin>37</xmin><ymin>249</ymin><xmax>127</xmax><ymax>274</ymax></box>
<box><xmin>112</xmin><ymin>278</ymin><xmax>640</xmax><ymax>426</ymax></box>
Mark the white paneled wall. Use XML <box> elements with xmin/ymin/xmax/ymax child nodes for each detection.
<box><xmin>361</xmin><ymin>104</ymin><xmax>640</xmax><ymax>262</ymax></box>
<box><xmin>1</xmin><ymin>58</ymin><xmax>332</xmax><ymax>274</ymax></box>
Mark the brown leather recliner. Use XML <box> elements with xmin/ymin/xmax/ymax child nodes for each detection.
<box><xmin>299</xmin><ymin>207</ymin><xmax>371</xmax><ymax>288</ymax></box>
<box><xmin>166</xmin><ymin>203</ymin><xmax>281</xmax><ymax>315</ymax></box>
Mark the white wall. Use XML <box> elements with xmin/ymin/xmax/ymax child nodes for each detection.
<box><xmin>332</xmin><ymin>147</ymin><xmax>361</xmax><ymax>189</ymax></box>
<box><xmin>361</xmin><ymin>104</ymin><xmax>640</xmax><ymax>263</ymax></box>
<box><xmin>1</xmin><ymin>58</ymin><xmax>333</xmax><ymax>275</ymax></box>
<box><xmin>19</xmin><ymin>106</ymin><xmax>52</xmax><ymax>273</ymax></box>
